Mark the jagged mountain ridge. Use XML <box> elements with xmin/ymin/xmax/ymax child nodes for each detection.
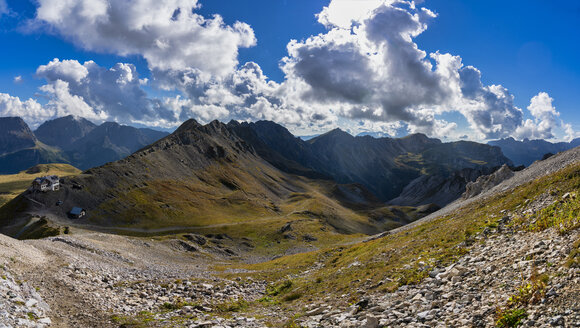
<box><xmin>1</xmin><ymin>119</ymin><xmax>413</xmax><ymax>238</ymax></box>
<box><xmin>489</xmin><ymin>137</ymin><xmax>580</xmax><ymax>166</ymax></box>
<box><xmin>233</xmin><ymin>120</ymin><xmax>513</xmax><ymax>202</ymax></box>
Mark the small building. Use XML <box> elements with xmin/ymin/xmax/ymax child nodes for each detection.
<box><xmin>32</xmin><ymin>175</ymin><xmax>60</xmax><ymax>192</ymax></box>
<box><xmin>69</xmin><ymin>207</ymin><xmax>86</xmax><ymax>219</ymax></box>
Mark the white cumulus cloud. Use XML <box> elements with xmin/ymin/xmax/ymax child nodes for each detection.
<box><xmin>513</xmin><ymin>92</ymin><xmax>563</xmax><ymax>140</ymax></box>
<box><xmin>35</xmin><ymin>0</ymin><xmax>256</xmax><ymax>77</ymax></box>
<box><xmin>0</xmin><ymin>93</ymin><xmax>51</xmax><ymax>127</ymax></box>
<box><xmin>19</xmin><ymin>0</ymin><xmax>574</xmax><ymax>141</ymax></box>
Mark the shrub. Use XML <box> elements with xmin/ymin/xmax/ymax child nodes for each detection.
<box><xmin>215</xmin><ymin>298</ymin><xmax>249</xmax><ymax>312</ymax></box>
<box><xmin>266</xmin><ymin>280</ymin><xmax>293</xmax><ymax>296</ymax></box>
<box><xmin>282</xmin><ymin>292</ymin><xmax>302</xmax><ymax>302</ymax></box>
<box><xmin>496</xmin><ymin>308</ymin><xmax>527</xmax><ymax>327</ymax></box>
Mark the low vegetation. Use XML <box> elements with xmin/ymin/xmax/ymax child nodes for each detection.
<box><xmin>217</xmin><ymin>162</ymin><xmax>580</xmax><ymax>320</ymax></box>
<box><xmin>495</xmin><ymin>266</ymin><xmax>549</xmax><ymax>327</ymax></box>
<box><xmin>0</xmin><ymin>164</ymin><xmax>81</xmax><ymax>207</ymax></box>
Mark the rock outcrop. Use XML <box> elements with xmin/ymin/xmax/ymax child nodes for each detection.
<box><xmin>389</xmin><ymin>167</ymin><xmax>497</xmax><ymax>207</ymax></box>
<box><xmin>462</xmin><ymin>164</ymin><xmax>514</xmax><ymax>200</ymax></box>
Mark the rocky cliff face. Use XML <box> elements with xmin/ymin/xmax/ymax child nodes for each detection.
<box><xmin>462</xmin><ymin>164</ymin><xmax>514</xmax><ymax>199</ymax></box>
<box><xmin>389</xmin><ymin>167</ymin><xmax>498</xmax><ymax>207</ymax></box>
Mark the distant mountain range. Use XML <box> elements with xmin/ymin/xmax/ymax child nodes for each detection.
<box><xmin>488</xmin><ymin>137</ymin><xmax>580</xmax><ymax>167</ymax></box>
<box><xmin>0</xmin><ymin>116</ymin><xmax>168</xmax><ymax>173</ymax></box>
<box><xmin>232</xmin><ymin>121</ymin><xmax>512</xmax><ymax>203</ymax></box>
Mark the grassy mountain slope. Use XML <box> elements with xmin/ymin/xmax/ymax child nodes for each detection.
<box><xmin>0</xmin><ymin>120</ymin><xmax>426</xmax><ymax>253</ymax></box>
<box><xmin>0</xmin><ymin>164</ymin><xmax>81</xmax><ymax>207</ymax></box>
<box><xmin>235</xmin><ymin>121</ymin><xmax>512</xmax><ymax>202</ymax></box>
<box><xmin>218</xmin><ymin>147</ymin><xmax>580</xmax><ymax>320</ymax></box>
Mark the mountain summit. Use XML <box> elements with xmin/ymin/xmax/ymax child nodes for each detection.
<box><xmin>35</xmin><ymin>115</ymin><xmax>97</xmax><ymax>149</ymax></box>
<box><xmin>0</xmin><ymin>117</ymin><xmax>37</xmax><ymax>154</ymax></box>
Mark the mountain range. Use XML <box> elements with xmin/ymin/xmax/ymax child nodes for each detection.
<box><xmin>0</xmin><ymin>116</ymin><xmax>168</xmax><ymax>173</ymax></box>
<box><xmin>1</xmin><ymin>118</ymin><xmax>516</xmax><ymax>240</ymax></box>
<box><xmin>1</xmin><ymin>119</ymin><xmax>418</xmax><ymax>239</ymax></box>
<box><xmin>489</xmin><ymin>137</ymin><xmax>580</xmax><ymax>166</ymax></box>
<box><xmin>232</xmin><ymin>121</ymin><xmax>512</xmax><ymax>203</ymax></box>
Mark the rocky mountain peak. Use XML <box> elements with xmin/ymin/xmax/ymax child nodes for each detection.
<box><xmin>309</xmin><ymin>128</ymin><xmax>353</xmax><ymax>145</ymax></box>
<box><xmin>0</xmin><ymin>116</ymin><xmax>37</xmax><ymax>155</ymax></box>
<box><xmin>35</xmin><ymin>115</ymin><xmax>96</xmax><ymax>149</ymax></box>
<box><xmin>173</xmin><ymin>118</ymin><xmax>202</xmax><ymax>135</ymax></box>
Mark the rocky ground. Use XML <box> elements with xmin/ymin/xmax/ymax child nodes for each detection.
<box><xmin>297</xmin><ymin>218</ymin><xmax>580</xmax><ymax>327</ymax></box>
<box><xmin>1</xmin><ymin>193</ymin><xmax>578</xmax><ymax>327</ymax></box>
<box><xmin>0</xmin><ymin>265</ymin><xmax>51</xmax><ymax>327</ymax></box>
<box><xmin>4</xmin><ymin>232</ymin><xmax>274</xmax><ymax>328</ymax></box>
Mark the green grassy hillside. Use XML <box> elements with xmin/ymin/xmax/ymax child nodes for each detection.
<box><xmin>216</xmin><ymin>160</ymin><xmax>580</xmax><ymax>321</ymax></box>
<box><xmin>0</xmin><ymin>164</ymin><xmax>81</xmax><ymax>207</ymax></box>
<box><xmin>0</xmin><ymin>121</ymin><xmax>432</xmax><ymax>251</ymax></box>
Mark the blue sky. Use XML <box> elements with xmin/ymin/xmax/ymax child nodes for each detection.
<box><xmin>0</xmin><ymin>0</ymin><xmax>578</xmax><ymax>141</ymax></box>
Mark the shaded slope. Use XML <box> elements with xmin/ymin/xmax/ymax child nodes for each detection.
<box><xmin>227</xmin><ymin>121</ymin><xmax>327</xmax><ymax>179</ymax></box>
<box><xmin>34</xmin><ymin>115</ymin><xmax>97</xmax><ymax>149</ymax></box>
<box><xmin>0</xmin><ymin>120</ymin><xmax>407</xmax><ymax>240</ymax></box>
<box><xmin>64</xmin><ymin>122</ymin><xmax>169</xmax><ymax>169</ymax></box>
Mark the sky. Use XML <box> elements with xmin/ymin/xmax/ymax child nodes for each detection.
<box><xmin>0</xmin><ymin>0</ymin><xmax>578</xmax><ymax>142</ymax></box>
